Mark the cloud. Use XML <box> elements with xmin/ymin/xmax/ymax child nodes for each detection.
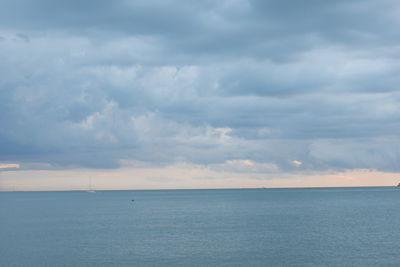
<box><xmin>0</xmin><ymin>0</ymin><xmax>399</xmax><ymax>175</ymax></box>
<box><xmin>0</xmin><ymin>163</ymin><xmax>20</xmax><ymax>170</ymax></box>
<box><xmin>291</xmin><ymin>160</ymin><xmax>302</xmax><ymax>167</ymax></box>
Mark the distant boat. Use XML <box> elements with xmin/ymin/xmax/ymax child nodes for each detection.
<box><xmin>87</xmin><ymin>176</ymin><xmax>96</xmax><ymax>193</ymax></box>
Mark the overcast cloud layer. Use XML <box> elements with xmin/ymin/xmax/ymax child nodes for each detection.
<box><xmin>1</xmin><ymin>0</ymin><xmax>399</xmax><ymax>173</ymax></box>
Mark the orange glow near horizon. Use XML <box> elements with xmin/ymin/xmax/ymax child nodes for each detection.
<box><xmin>0</xmin><ymin>164</ymin><xmax>399</xmax><ymax>191</ymax></box>
<box><xmin>0</xmin><ymin>163</ymin><xmax>20</xmax><ymax>169</ymax></box>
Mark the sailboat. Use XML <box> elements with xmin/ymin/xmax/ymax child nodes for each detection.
<box><xmin>87</xmin><ymin>176</ymin><xmax>96</xmax><ymax>193</ymax></box>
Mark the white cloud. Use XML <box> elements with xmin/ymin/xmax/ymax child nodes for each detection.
<box><xmin>291</xmin><ymin>160</ymin><xmax>302</xmax><ymax>167</ymax></box>
<box><xmin>0</xmin><ymin>163</ymin><xmax>20</xmax><ymax>169</ymax></box>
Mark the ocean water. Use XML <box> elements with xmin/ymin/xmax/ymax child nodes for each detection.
<box><xmin>1</xmin><ymin>187</ymin><xmax>400</xmax><ymax>267</ymax></box>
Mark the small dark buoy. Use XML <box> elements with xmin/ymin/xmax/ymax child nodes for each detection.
<box><xmin>131</xmin><ymin>199</ymin><xmax>135</xmax><ymax>202</ymax></box>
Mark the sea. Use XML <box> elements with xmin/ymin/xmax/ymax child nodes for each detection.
<box><xmin>1</xmin><ymin>187</ymin><xmax>399</xmax><ymax>267</ymax></box>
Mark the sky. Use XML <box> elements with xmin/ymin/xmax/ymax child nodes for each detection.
<box><xmin>1</xmin><ymin>0</ymin><xmax>400</xmax><ymax>190</ymax></box>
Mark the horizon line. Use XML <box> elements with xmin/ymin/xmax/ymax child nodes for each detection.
<box><xmin>0</xmin><ymin>185</ymin><xmax>396</xmax><ymax>193</ymax></box>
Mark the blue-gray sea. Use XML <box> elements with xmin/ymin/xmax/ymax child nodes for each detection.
<box><xmin>1</xmin><ymin>187</ymin><xmax>400</xmax><ymax>266</ymax></box>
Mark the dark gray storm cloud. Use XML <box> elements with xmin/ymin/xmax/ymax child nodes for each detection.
<box><xmin>0</xmin><ymin>0</ymin><xmax>399</xmax><ymax>172</ymax></box>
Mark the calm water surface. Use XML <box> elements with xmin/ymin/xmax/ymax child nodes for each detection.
<box><xmin>1</xmin><ymin>187</ymin><xmax>400</xmax><ymax>266</ymax></box>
